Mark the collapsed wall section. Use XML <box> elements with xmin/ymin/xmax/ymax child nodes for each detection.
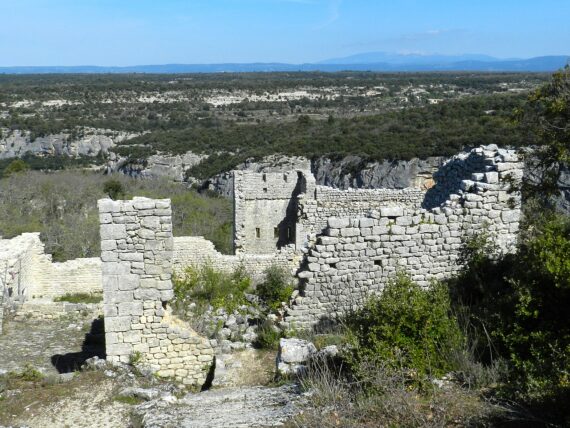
<box><xmin>173</xmin><ymin>236</ymin><xmax>298</xmax><ymax>282</ymax></box>
<box><xmin>285</xmin><ymin>146</ymin><xmax>523</xmax><ymax>329</ymax></box>
<box><xmin>0</xmin><ymin>233</ymin><xmax>101</xmax><ymax>305</ymax></box>
<box><xmin>99</xmin><ymin>197</ymin><xmax>214</xmax><ymax>386</ymax></box>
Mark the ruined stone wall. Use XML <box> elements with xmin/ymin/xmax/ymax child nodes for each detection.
<box><xmin>99</xmin><ymin>197</ymin><xmax>214</xmax><ymax>386</ymax></box>
<box><xmin>297</xmin><ymin>187</ymin><xmax>426</xmax><ymax>249</ymax></box>
<box><xmin>0</xmin><ymin>233</ymin><xmax>101</xmax><ymax>303</ymax></box>
<box><xmin>173</xmin><ymin>236</ymin><xmax>298</xmax><ymax>282</ymax></box>
<box><xmin>284</xmin><ymin>146</ymin><xmax>523</xmax><ymax>329</ymax></box>
<box><xmin>233</xmin><ymin>170</ymin><xmax>311</xmax><ymax>254</ymax></box>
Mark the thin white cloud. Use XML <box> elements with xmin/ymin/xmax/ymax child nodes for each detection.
<box><xmin>314</xmin><ymin>0</ymin><xmax>342</xmax><ymax>30</ymax></box>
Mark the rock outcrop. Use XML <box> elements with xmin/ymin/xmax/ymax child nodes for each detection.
<box><xmin>0</xmin><ymin>128</ymin><xmax>138</xmax><ymax>159</ymax></box>
<box><xmin>105</xmin><ymin>151</ymin><xmax>207</xmax><ymax>182</ymax></box>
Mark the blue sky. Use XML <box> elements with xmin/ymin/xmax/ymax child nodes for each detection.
<box><xmin>0</xmin><ymin>0</ymin><xmax>568</xmax><ymax>66</ymax></box>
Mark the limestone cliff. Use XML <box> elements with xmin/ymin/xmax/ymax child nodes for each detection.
<box><xmin>0</xmin><ymin>128</ymin><xmax>139</xmax><ymax>159</ymax></box>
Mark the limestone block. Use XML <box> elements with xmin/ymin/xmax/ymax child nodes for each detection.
<box><xmin>380</xmin><ymin>207</ymin><xmax>403</xmax><ymax>217</ymax></box>
<box><xmin>100</xmin><ymin>224</ymin><xmax>127</xmax><ymax>240</ymax></box>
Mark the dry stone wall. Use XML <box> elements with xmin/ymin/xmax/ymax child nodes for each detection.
<box><xmin>297</xmin><ymin>187</ymin><xmax>426</xmax><ymax>249</ymax></box>
<box><xmin>99</xmin><ymin>197</ymin><xmax>214</xmax><ymax>386</ymax></box>
<box><xmin>284</xmin><ymin>146</ymin><xmax>523</xmax><ymax>329</ymax></box>
<box><xmin>173</xmin><ymin>236</ymin><xmax>298</xmax><ymax>282</ymax></box>
<box><xmin>0</xmin><ymin>233</ymin><xmax>101</xmax><ymax>302</ymax></box>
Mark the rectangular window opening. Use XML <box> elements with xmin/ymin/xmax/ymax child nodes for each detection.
<box><xmin>374</xmin><ymin>259</ymin><xmax>382</xmax><ymax>266</ymax></box>
<box><xmin>262</xmin><ymin>173</ymin><xmax>267</xmax><ymax>182</ymax></box>
<box><xmin>283</xmin><ymin>174</ymin><xmax>288</xmax><ymax>182</ymax></box>
<box><xmin>330</xmin><ymin>263</ymin><xmax>337</xmax><ymax>269</ymax></box>
<box><xmin>274</xmin><ymin>227</ymin><xmax>279</xmax><ymax>239</ymax></box>
<box><xmin>256</xmin><ymin>228</ymin><xmax>261</xmax><ymax>239</ymax></box>
<box><xmin>263</xmin><ymin>187</ymin><xmax>268</xmax><ymax>193</ymax></box>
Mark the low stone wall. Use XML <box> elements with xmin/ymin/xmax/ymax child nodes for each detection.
<box><xmin>173</xmin><ymin>236</ymin><xmax>298</xmax><ymax>282</ymax></box>
<box><xmin>0</xmin><ymin>233</ymin><xmax>101</xmax><ymax>302</ymax></box>
<box><xmin>99</xmin><ymin>197</ymin><xmax>214</xmax><ymax>386</ymax></box>
<box><xmin>284</xmin><ymin>146</ymin><xmax>523</xmax><ymax>329</ymax></box>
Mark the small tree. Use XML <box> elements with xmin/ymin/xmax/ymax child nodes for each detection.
<box><xmin>517</xmin><ymin>65</ymin><xmax>570</xmax><ymax>198</ymax></box>
<box><xmin>3</xmin><ymin>159</ymin><xmax>29</xmax><ymax>178</ymax></box>
<box><xmin>103</xmin><ymin>179</ymin><xmax>124</xmax><ymax>200</ymax></box>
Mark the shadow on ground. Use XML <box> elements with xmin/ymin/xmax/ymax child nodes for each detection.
<box><xmin>51</xmin><ymin>317</ymin><xmax>106</xmax><ymax>373</ymax></box>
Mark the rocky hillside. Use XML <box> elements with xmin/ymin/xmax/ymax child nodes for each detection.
<box><xmin>0</xmin><ymin>128</ymin><xmax>139</xmax><ymax>159</ymax></box>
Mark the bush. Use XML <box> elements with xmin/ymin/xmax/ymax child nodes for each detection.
<box><xmin>255</xmin><ymin>265</ymin><xmax>294</xmax><ymax>311</ymax></box>
<box><xmin>450</xmin><ymin>217</ymin><xmax>570</xmax><ymax>423</ymax></box>
<box><xmin>254</xmin><ymin>320</ymin><xmax>283</xmax><ymax>350</ymax></box>
<box><xmin>343</xmin><ymin>274</ymin><xmax>463</xmax><ymax>385</ymax></box>
<box><xmin>173</xmin><ymin>264</ymin><xmax>252</xmax><ymax>315</ymax></box>
<box><xmin>103</xmin><ymin>179</ymin><xmax>124</xmax><ymax>200</ymax></box>
<box><xmin>53</xmin><ymin>292</ymin><xmax>103</xmax><ymax>304</ymax></box>
<box><xmin>2</xmin><ymin>159</ymin><xmax>29</xmax><ymax>178</ymax></box>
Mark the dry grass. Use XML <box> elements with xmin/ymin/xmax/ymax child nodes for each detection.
<box><xmin>0</xmin><ymin>370</ymin><xmax>109</xmax><ymax>426</ymax></box>
<box><xmin>289</xmin><ymin>359</ymin><xmax>507</xmax><ymax>428</ymax></box>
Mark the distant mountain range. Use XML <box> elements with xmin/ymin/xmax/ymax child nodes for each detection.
<box><xmin>1</xmin><ymin>53</ymin><xmax>568</xmax><ymax>74</ymax></box>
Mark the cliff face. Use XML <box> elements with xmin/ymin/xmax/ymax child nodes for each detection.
<box><xmin>0</xmin><ymin>128</ymin><xmax>138</xmax><ymax>159</ymax></box>
<box><xmin>204</xmin><ymin>155</ymin><xmax>445</xmax><ymax>197</ymax></box>
<box><xmin>105</xmin><ymin>151</ymin><xmax>207</xmax><ymax>182</ymax></box>
<box><xmin>311</xmin><ymin>156</ymin><xmax>445</xmax><ymax>190</ymax></box>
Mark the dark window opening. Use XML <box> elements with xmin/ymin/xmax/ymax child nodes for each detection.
<box><xmin>162</xmin><ymin>301</ymin><xmax>168</xmax><ymax>310</ymax></box>
<box><xmin>262</xmin><ymin>173</ymin><xmax>267</xmax><ymax>182</ymax></box>
<box><xmin>263</xmin><ymin>187</ymin><xmax>268</xmax><ymax>193</ymax></box>
<box><xmin>274</xmin><ymin>227</ymin><xmax>279</xmax><ymax>239</ymax></box>
<box><xmin>283</xmin><ymin>174</ymin><xmax>288</xmax><ymax>182</ymax></box>
<box><xmin>330</xmin><ymin>263</ymin><xmax>337</xmax><ymax>269</ymax></box>
<box><xmin>388</xmin><ymin>216</ymin><xmax>397</xmax><ymax>221</ymax></box>
<box><xmin>374</xmin><ymin>260</ymin><xmax>382</xmax><ymax>266</ymax></box>
<box><xmin>256</xmin><ymin>228</ymin><xmax>261</xmax><ymax>238</ymax></box>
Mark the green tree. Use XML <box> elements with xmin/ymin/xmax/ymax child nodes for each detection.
<box><xmin>518</xmin><ymin>65</ymin><xmax>570</xmax><ymax>197</ymax></box>
<box><xmin>3</xmin><ymin>159</ymin><xmax>29</xmax><ymax>178</ymax></box>
<box><xmin>103</xmin><ymin>179</ymin><xmax>124</xmax><ymax>200</ymax></box>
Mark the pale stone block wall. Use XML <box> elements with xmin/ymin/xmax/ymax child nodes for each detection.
<box><xmin>233</xmin><ymin>170</ymin><xmax>310</xmax><ymax>254</ymax></box>
<box><xmin>173</xmin><ymin>236</ymin><xmax>298</xmax><ymax>283</ymax></box>
<box><xmin>0</xmin><ymin>233</ymin><xmax>102</xmax><ymax>303</ymax></box>
<box><xmin>284</xmin><ymin>146</ymin><xmax>523</xmax><ymax>329</ymax></box>
<box><xmin>99</xmin><ymin>197</ymin><xmax>214</xmax><ymax>386</ymax></box>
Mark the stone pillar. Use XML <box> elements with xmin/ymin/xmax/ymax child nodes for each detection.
<box><xmin>98</xmin><ymin>197</ymin><xmax>213</xmax><ymax>386</ymax></box>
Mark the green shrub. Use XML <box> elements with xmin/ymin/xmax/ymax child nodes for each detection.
<box><xmin>254</xmin><ymin>320</ymin><xmax>283</xmax><ymax>350</ymax></box>
<box><xmin>2</xmin><ymin>159</ymin><xmax>29</xmax><ymax>178</ymax></box>
<box><xmin>450</xmin><ymin>217</ymin><xmax>570</xmax><ymax>423</ymax></box>
<box><xmin>103</xmin><ymin>178</ymin><xmax>124</xmax><ymax>200</ymax></box>
<box><xmin>53</xmin><ymin>292</ymin><xmax>103</xmax><ymax>304</ymax></box>
<box><xmin>14</xmin><ymin>364</ymin><xmax>44</xmax><ymax>382</ymax></box>
<box><xmin>173</xmin><ymin>264</ymin><xmax>252</xmax><ymax>315</ymax></box>
<box><xmin>344</xmin><ymin>274</ymin><xmax>463</xmax><ymax>384</ymax></box>
<box><xmin>255</xmin><ymin>265</ymin><xmax>294</xmax><ymax>311</ymax></box>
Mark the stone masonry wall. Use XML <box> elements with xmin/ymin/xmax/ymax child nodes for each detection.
<box><xmin>234</xmin><ymin>170</ymin><xmax>311</xmax><ymax>254</ymax></box>
<box><xmin>0</xmin><ymin>233</ymin><xmax>101</xmax><ymax>303</ymax></box>
<box><xmin>173</xmin><ymin>236</ymin><xmax>298</xmax><ymax>283</ymax></box>
<box><xmin>284</xmin><ymin>146</ymin><xmax>523</xmax><ymax>329</ymax></box>
<box><xmin>297</xmin><ymin>187</ymin><xmax>426</xmax><ymax>250</ymax></box>
<box><xmin>99</xmin><ymin>197</ymin><xmax>214</xmax><ymax>386</ymax></box>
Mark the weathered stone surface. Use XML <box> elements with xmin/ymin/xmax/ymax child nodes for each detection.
<box><xmin>133</xmin><ymin>385</ymin><xmax>305</xmax><ymax>428</ymax></box>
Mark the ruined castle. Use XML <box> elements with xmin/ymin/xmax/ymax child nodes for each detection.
<box><xmin>0</xmin><ymin>145</ymin><xmax>523</xmax><ymax>385</ymax></box>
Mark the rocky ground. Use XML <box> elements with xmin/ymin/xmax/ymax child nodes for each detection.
<box><xmin>0</xmin><ymin>313</ymin><xmax>303</xmax><ymax>428</ymax></box>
